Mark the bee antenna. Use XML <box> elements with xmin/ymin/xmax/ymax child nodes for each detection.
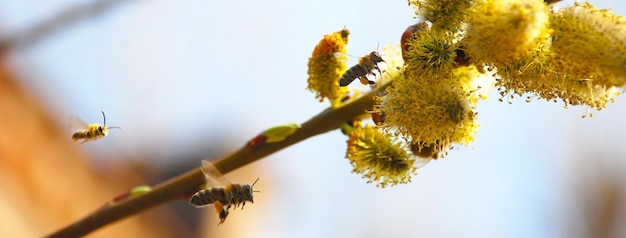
<box><xmin>101</xmin><ymin>111</ymin><xmax>121</xmax><ymax>129</ymax></box>
<box><xmin>101</xmin><ymin>111</ymin><xmax>107</xmax><ymax>126</ymax></box>
<box><xmin>375</xmin><ymin>42</ymin><xmax>386</xmax><ymax>59</ymax></box>
<box><xmin>251</xmin><ymin>177</ymin><xmax>261</xmax><ymax>193</ymax></box>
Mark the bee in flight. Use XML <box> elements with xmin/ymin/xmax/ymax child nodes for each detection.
<box><xmin>70</xmin><ymin>111</ymin><xmax>120</xmax><ymax>143</ymax></box>
<box><xmin>339</xmin><ymin>51</ymin><xmax>385</xmax><ymax>86</ymax></box>
<box><xmin>190</xmin><ymin>160</ymin><xmax>260</xmax><ymax>225</ymax></box>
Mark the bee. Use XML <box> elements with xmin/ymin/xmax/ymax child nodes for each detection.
<box><xmin>70</xmin><ymin>111</ymin><xmax>120</xmax><ymax>143</ymax></box>
<box><xmin>190</xmin><ymin>160</ymin><xmax>260</xmax><ymax>225</ymax></box>
<box><xmin>339</xmin><ymin>51</ymin><xmax>385</xmax><ymax>86</ymax></box>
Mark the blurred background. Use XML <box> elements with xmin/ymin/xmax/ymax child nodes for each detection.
<box><xmin>0</xmin><ymin>0</ymin><xmax>625</xmax><ymax>237</ymax></box>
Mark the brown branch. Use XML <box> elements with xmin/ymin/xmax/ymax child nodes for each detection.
<box><xmin>0</xmin><ymin>0</ymin><xmax>131</xmax><ymax>54</ymax></box>
<box><xmin>46</xmin><ymin>82</ymin><xmax>390</xmax><ymax>237</ymax></box>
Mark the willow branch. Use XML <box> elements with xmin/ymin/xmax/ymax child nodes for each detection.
<box><xmin>0</xmin><ymin>0</ymin><xmax>131</xmax><ymax>54</ymax></box>
<box><xmin>46</xmin><ymin>82</ymin><xmax>390</xmax><ymax>237</ymax></box>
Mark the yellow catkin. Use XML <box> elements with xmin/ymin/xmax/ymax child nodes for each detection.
<box><xmin>497</xmin><ymin>40</ymin><xmax>620</xmax><ymax>110</ymax></box>
<box><xmin>307</xmin><ymin>28</ymin><xmax>350</xmax><ymax>107</ymax></box>
<box><xmin>346</xmin><ymin>124</ymin><xmax>417</xmax><ymax>188</ymax></box>
<box><xmin>380</xmin><ymin>65</ymin><xmax>485</xmax><ymax>157</ymax></box>
<box><xmin>465</xmin><ymin>0</ymin><xmax>550</xmax><ymax>66</ymax></box>
<box><xmin>403</xmin><ymin>27</ymin><xmax>459</xmax><ymax>79</ymax></box>
<box><xmin>550</xmin><ymin>2</ymin><xmax>626</xmax><ymax>88</ymax></box>
<box><xmin>408</xmin><ymin>0</ymin><xmax>473</xmax><ymax>32</ymax></box>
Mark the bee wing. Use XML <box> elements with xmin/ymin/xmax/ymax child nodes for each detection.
<box><xmin>334</xmin><ymin>52</ymin><xmax>361</xmax><ymax>60</ymax></box>
<box><xmin>67</xmin><ymin>116</ymin><xmax>88</xmax><ymax>131</ymax></box>
<box><xmin>201</xmin><ymin>160</ymin><xmax>232</xmax><ymax>188</ymax></box>
<box><xmin>415</xmin><ymin>158</ymin><xmax>432</xmax><ymax>169</ymax></box>
<box><xmin>333</xmin><ymin>52</ymin><xmax>346</xmax><ymax>59</ymax></box>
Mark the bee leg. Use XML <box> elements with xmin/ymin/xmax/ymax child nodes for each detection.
<box><xmin>214</xmin><ymin>201</ymin><xmax>228</xmax><ymax>225</ymax></box>
<box><xmin>241</xmin><ymin>201</ymin><xmax>246</xmax><ymax>210</ymax></box>
<box><xmin>374</xmin><ymin>65</ymin><xmax>383</xmax><ymax>78</ymax></box>
<box><xmin>364</xmin><ymin>76</ymin><xmax>376</xmax><ymax>85</ymax></box>
<box><xmin>358</xmin><ymin>76</ymin><xmax>371</xmax><ymax>85</ymax></box>
<box><xmin>218</xmin><ymin>209</ymin><xmax>229</xmax><ymax>225</ymax></box>
<box><xmin>213</xmin><ymin>201</ymin><xmax>223</xmax><ymax>215</ymax></box>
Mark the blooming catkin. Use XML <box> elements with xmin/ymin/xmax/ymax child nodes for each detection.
<box><xmin>307</xmin><ymin>28</ymin><xmax>350</xmax><ymax>107</ymax></box>
<box><xmin>496</xmin><ymin>40</ymin><xmax>620</xmax><ymax>110</ymax></box>
<box><xmin>493</xmin><ymin>2</ymin><xmax>623</xmax><ymax>110</ymax></box>
<box><xmin>380</xmin><ymin>65</ymin><xmax>484</xmax><ymax>157</ymax></box>
<box><xmin>465</xmin><ymin>0</ymin><xmax>550</xmax><ymax>66</ymax></box>
<box><xmin>346</xmin><ymin>123</ymin><xmax>417</xmax><ymax>188</ymax></box>
<box><xmin>408</xmin><ymin>0</ymin><xmax>473</xmax><ymax>32</ymax></box>
<box><xmin>550</xmin><ymin>2</ymin><xmax>626</xmax><ymax>88</ymax></box>
<box><xmin>402</xmin><ymin>26</ymin><xmax>459</xmax><ymax>79</ymax></box>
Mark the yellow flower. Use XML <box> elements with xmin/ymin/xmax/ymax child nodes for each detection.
<box><xmin>346</xmin><ymin>123</ymin><xmax>417</xmax><ymax>188</ymax></box>
<box><xmin>376</xmin><ymin>40</ymin><xmax>490</xmax><ymax>158</ymax></box>
<box><xmin>497</xmin><ymin>40</ymin><xmax>620</xmax><ymax>110</ymax></box>
<box><xmin>400</xmin><ymin>22</ymin><xmax>430</xmax><ymax>62</ymax></box>
<box><xmin>408</xmin><ymin>0</ymin><xmax>473</xmax><ymax>32</ymax></box>
<box><xmin>550</xmin><ymin>2</ymin><xmax>626</xmax><ymax>88</ymax></box>
<box><xmin>378</xmin><ymin>43</ymin><xmax>405</xmax><ymax>85</ymax></box>
<box><xmin>307</xmin><ymin>28</ymin><xmax>350</xmax><ymax>107</ymax></box>
<box><xmin>403</xmin><ymin>25</ymin><xmax>460</xmax><ymax>79</ymax></box>
<box><xmin>379</xmin><ymin>65</ymin><xmax>486</xmax><ymax>157</ymax></box>
<box><xmin>465</xmin><ymin>0</ymin><xmax>550</xmax><ymax>66</ymax></box>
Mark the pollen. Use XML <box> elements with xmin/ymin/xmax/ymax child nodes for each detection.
<box><xmin>379</xmin><ymin>65</ymin><xmax>485</xmax><ymax>157</ymax></box>
<box><xmin>408</xmin><ymin>0</ymin><xmax>473</xmax><ymax>32</ymax></box>
<box><xmin>378</xmin><ymin>43</ymin><xmax>405</xmax><ymax>85</ymax></box>
<box><xmin>496</xmin><ymin>40</ymin><xmax>620</xmax><ymax>110</ymax></box>
<box><xmin>307</xmin><ymin>28</ymin><xmax>350</xmax><ymax>107</ymax></box>
<box><xmin>465</xmin><ymin>0</ymin><xmax>550</xmax><ymax>66</ymax></box>
<box><xmin>346</xmin><ymin>123</ymin><xmax>417</xmax><ymax>188</ymax></box>
<box><xmin>403</xmin><ymin>26</ymin><xmax>459</xmax><ymax>79</ymax></box>
<box><xmin>550</xmin><ymin>2</ymin><xmax>626</xmax><ymax>88</ymax></box>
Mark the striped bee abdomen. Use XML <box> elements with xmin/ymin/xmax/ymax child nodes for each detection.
<box><xmin>339</xmin><ymin>51</ymin><xmax>384</xmax><ymax>87</ymax></box>
<box><xmin>339</xmin><ymin>65</ymin><xmax>369</xmax><ymax>86</ymax></box>
<box><xmin>190</xmin><ymin>187</ymin><xmax>229</xmax><ymax>207</ymax></box>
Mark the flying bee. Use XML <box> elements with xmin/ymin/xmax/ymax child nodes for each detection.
<box><xmin>339</xmin><ymin>51</ymin><xmax>385</xmax><ymax>86</ymax></box>
<box><xmin>190</xmin><ymin>160</ymin><xmax>260</xmax><ymax>225</ymax></box>
<box><xmin>70</xmin><ymin>111</ymin><xmax>120</xmax><ymax>143</ymax></box>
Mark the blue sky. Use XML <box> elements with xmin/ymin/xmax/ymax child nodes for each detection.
<box><xmin>1</xmin><ymin>0</ymin><xmax>625</xmax><ymax>237</ymax></box>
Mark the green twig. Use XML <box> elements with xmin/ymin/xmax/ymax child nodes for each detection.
<box><xmin>46</xmin><ymin>82</ymin><xmax>390</xmax><ymax>237</ymax></box>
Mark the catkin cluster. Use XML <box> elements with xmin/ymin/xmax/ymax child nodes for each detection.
<box><xmin>305</xmin><ymin>0</ymin><xmax>626</xmax><ymax>187</ymax></box>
